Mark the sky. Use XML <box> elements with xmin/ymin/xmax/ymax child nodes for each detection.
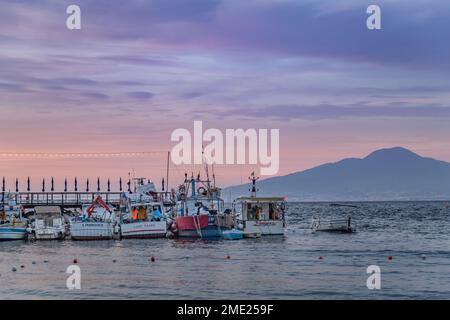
<box><xmin>1</xmin><ymin>0</ymin><xmax>450</xmax><ymax>190</ymax></box>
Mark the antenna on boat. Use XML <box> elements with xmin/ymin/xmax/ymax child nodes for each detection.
<box><xmin>212</xmin><ymin>164</ymin><xmax>216</xmax><ymax>188</ymax></box>
<box><xmin>249</xmin><ymin>172</ymin><xmax>259</xmax><ymax>197</ymax></box>
<box><xmin>202</xmin><ymin>147</ymin><xmax>211</xmax><ymax>192</ymax></box>
<box><xmin>166</xmin><ymin>151</ymin><xmax>170</xmax><ymax>196</ymax></box>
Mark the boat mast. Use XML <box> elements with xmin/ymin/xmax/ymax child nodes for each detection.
<box><xmin>249</xmin><ymin>172</ymin><xmax>259</xmax><ymax>198</ymax></box>
<box><xmin>166</xmin><ymin>151</ymin><xmax>170</xmax><ymax>198</ymax></box>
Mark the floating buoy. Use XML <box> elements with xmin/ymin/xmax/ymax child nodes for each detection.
<box><xmin>319</xmin><ymin>256</ymin><xmax>323</xmax><ymax>260</ymax></box>
<box><xmin>149</xmin><ymin>256</ymin><xmax>155</xmax><ymax>263</ymax></box>
<box><xmin>73</xmin><ymin>259</ymin><xmax>78</xmax><ymax>264</ymax></box>
<box><xmin>43</xmin><ymin>260</ymin><xmax>49</xmax><ymax>263</ymax></box>
<box><xmin>32</xmin><ymin>261</ymin><xmax>36</xmax><ymax>265</ymax></box>
<box><xmin>12</xmin><ymin>267</ymin><xmax>17</xmax><ymax>272</ymax></box>
<box><xmin>421</xmin><ymin>254</ymin><xmax>426</xmax><ymax>260</ymax></box>
<box><xmin>112</xmin><ymin>259</ymin><xmax>117</xmax><ymax>263</ymax></box>
<box><xmin>388</xmin><ymin>256</ymin><xmax>393</xmax><ymax>261</ymax></box>
<box><xmin>20</xmin><ymin>265</ymin><xmax>25</xmax><ymax>269</ymax></box>
<box><xmin>226</xmin><ymin>255</ymin><xmax>231</xmax><ymax>260</ymax></box>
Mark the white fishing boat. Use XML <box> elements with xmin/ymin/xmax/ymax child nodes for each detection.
<box><xmin>28</xmin><ymin>206</ymin><xmax>67</xmax><ymax>240</ymax></box>
<box><xmin>120</xmin><ymin>202</ymin><xmax>167</xmax><ymax>238</ymax></box>
<box><xmin>69</xmin><ymin>195</ymin><xmax>118</xmax><ymax>240</ymax></box>
<box><xmin>119</xmin><ymin>179</ymin><xmax>168</xmax><ymax>239</ymax></box>
<box><xmin>233</xmin><ymin>173</ymin><xmax>286</xmax><ymax>237</ymax></box>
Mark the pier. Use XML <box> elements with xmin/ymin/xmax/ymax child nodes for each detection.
<box><xmin>1</xmin><ymin>177</ymin><xmax>131</xmax><ymax>209</ymax></box>
<box><xmin>8</xmin><ymin>192</ymin><xmax>123</xmax><ymax>208</ymax></box>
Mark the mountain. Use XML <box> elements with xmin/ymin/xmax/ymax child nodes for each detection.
<box><xmin>223</xmin><ymin>147</ymin><xmax>450</xmax><ymax>201</ymax></box>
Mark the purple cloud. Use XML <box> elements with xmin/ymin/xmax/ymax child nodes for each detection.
<box><xmin>127</xmin><ymin>91</ymin><xmax>154</xmax><ymax>100</ymax></box>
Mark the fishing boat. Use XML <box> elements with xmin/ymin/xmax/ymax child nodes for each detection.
<box><xmin>0</xmin><ymin>204</ymin><xmax>28</xmax><ymax>241</ymax></box>
<box><xmin>119</xmin><ymin>178</ymin><xmax>168</xmax><ymax>239</ymax></box>
<box><xmin>28</xmin><ymin>206</ymin><xmax>67</xmax><ymax>240</ymax></box>
<box><xmin>69</xmin><ymin>195</ymin><xmax>118</xmax><ymax>240</ymax></box>
<box><xmin>173</xmin><ymin>171</ymin><xmax>235</xmax><ymax>239</ymax></box>
<box><xmin>233</xmin><ymin>173</ymin><xmax>286</xmax><ymax>237</ymax></box>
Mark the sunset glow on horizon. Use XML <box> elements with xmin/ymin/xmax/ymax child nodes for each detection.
<box><xmin>1</xmin><ymin>0</ymin><xmax>450</xmax><ymax>188</ymax></box>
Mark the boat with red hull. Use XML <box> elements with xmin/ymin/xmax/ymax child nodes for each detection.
<box><xmin>175</xmin><ymin>213</ymin><xmax>222</xmax><ymax>238</ymax></box>
<box><xmin>173</xmin><ymin>172</ymin><xmax>235</xmax><ymax>239</ymax></box>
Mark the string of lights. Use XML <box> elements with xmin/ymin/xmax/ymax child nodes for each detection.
<box><xmin>0</xmin><ymin>151</ymin><xmax>165</xmax><ymax>159</ymax></box>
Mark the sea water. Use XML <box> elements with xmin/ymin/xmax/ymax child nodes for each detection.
<box><xmin>0</xmin><ymin>202</ymin><xmax>449</xmax><ymax>299</ymax></box>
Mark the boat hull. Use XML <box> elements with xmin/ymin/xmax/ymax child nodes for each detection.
<box><xmin>70</xmin><ymin>221</ymin><xmax>115</xmax><ymax>240</ymax></box>
<box><xmin>241</xmin><ymin>220</ymin><xmax>284</xmax><ymax>236</ymax></box>
<box><xmin>34</xmin><ymin>227</ymin><xmax>66</xmax><ymax>240</ymax></box>
<box><xmin>120</xmin><ymin>221</ymin><xmax>167</xmax><ymax>239</ymax></box>
<box><xmin>0</xmin><ymin>227</ymin><xmax>28</xmax><ymax>241</ymax></box>
<box><xmin>177</xmin><ymin>225</ymin><xmax>222</xmax><ymax>238</ymax></box>
<box><xmin>223</xmin><ymin>229</ymin><xmax>244</xmax><ymax>240</ymax></box>
<box><xmin>176</xmin><ymin>214</ymin><xmax>222</xmax><ymax>238</ymax></box>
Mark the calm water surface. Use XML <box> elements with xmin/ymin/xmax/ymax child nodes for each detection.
<box><xmin>1</xmin><ymin>202</ymin><xmax>449</xmax><ymax>299</ymax></box>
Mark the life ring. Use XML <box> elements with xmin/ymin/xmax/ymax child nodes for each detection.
<box><xmin>197</xmin><ymin>187</ymin><xmax>207</xmax><ymax>195</ymax></box>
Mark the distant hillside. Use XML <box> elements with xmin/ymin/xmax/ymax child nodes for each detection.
<box><xmin>223</xmin><ymin>147</ymin><xmax>450</xmax><ymax>201</ymax></box>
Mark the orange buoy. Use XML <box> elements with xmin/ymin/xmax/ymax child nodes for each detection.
<box><xmin>150</xmin><ymin>256</ymin><xmax>155</xmax><ymax>263</ymax></box>
<box><xmin>388</xmin><ymin>256</ymin><xmax>393</xmax><ymax>261</ymax></box>
<box><xmin>73</xmin><ymin>259</ymin><xmax>78</xmax><ymax>264</ymax></box>
<box><xmin>226</xmin><ymin>255</ymin><xmax>231</xmax><ymax>260</ymax></box>
<box><xmin>319</xmin><ymin>256</ymin><xmax>323</xmax><ymax>260</ymax></box>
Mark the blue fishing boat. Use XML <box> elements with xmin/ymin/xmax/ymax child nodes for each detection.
<box><xmin>0</xmin><ymin>200</ymin><xmax>28</xmax><ymax>241</ymax></box>
<box><xmin>0</xmin><ymin>224</ymin><xmax>28</xmax><ymax>241</ymax></box>
<box><xmin>173</xmin><ymin>170</ymin><xmax>235</xmax><ymax>239</ymax></box>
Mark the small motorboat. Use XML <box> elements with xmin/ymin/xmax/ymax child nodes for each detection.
<box><xmin>28</xmin><ymin>206</ymin><xmax>67</xmax><ymax>240</ymax></box>
<box><xmin>222</xmin><ymin>229</ymin><xmax>244</xmax><ymax>240</ymax></box>
<box><xmin>311</xmin><ymin>216</ymin><xmax>356</xmax><ymax>233</ymax></box>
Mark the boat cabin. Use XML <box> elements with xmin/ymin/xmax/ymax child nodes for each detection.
<box><xmin>33</xmin><ymin>206</ymin><xmax>63</xmax><ymax>229</ymax></box>
<box><xmin>127</xmin><ymin>202</ymin><xmax>164</xmax><ymax>222</ymax></box>
<box><xmin>235</xmin><ymin>197</ymin><xmax>286</xmax><ymax>223</ymax></box>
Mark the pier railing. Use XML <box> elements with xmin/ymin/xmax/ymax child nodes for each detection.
<box><xmin>10</xmin><ymin>192</ymin><xmax>123</xmax><ymax>207</ymax></box>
